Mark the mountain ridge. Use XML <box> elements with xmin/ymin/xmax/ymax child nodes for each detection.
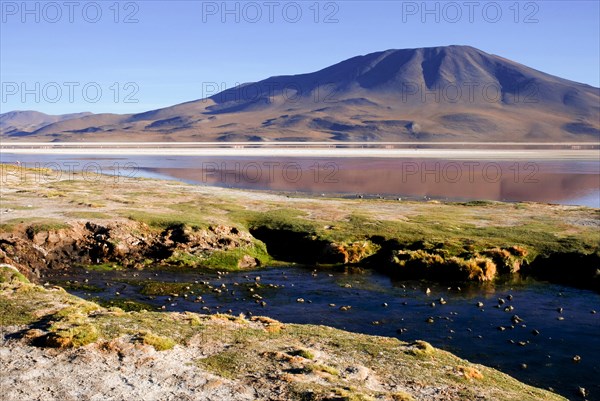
<box><xmin>2</xmin><ymin>45</ymin><xmax>599</xmax><ymax>142</ymax></box>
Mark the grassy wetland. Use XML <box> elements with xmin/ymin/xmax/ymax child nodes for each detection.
<box><xmin>1</xmin><ymin>165</ymin><xmax>599</xmax><ymax>400</ymax></box>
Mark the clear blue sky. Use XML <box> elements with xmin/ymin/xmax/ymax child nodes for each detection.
<box><xmin>1</xmin><ymin>0</ymin><xmax>599</xmax><ymax>114</ymax></box>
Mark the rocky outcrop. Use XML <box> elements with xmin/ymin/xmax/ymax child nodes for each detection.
<box><xmin>2</xmin><ymin>221</ymin><xmax>599</xmax><ymax>290</ymax></box>
<box><xmin>0</xmin><ymin>221</ymin><xmax>266</xmax><ymax>281</ymax></box>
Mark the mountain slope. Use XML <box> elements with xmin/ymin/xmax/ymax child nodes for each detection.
<box><xmin>0</xmin><ymin>111</ymin><xmax>93</xmax><ymax>137</ymax></box>
<box><xmin>2</xmin><ymin>46</ymin><xmax>599</xmax><ymax>142</ymax></box>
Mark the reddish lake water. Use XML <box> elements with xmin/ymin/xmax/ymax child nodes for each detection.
<box><xmin>1</xmin><ymin>154</ymin><xmax>599</xmax><ymax>207</ymax></box>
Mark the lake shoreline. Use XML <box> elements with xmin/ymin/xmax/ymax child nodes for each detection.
<box><xmin>1</xmin><ymin>165</ymin><xmax>598</xmax><ymax>400</ymax></box>
<box><xmin>1</xmin><ymin>165</ymin><xmax>598</xmax><ymax>289</ymax></box>
<box><xmin>2</xmin><ymin>145</ymin><xmax>599</xmax><ymax>160</ymax></box>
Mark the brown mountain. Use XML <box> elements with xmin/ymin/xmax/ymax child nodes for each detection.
<box><xmin>2</xmin><ymin>46</ymin><xmax>599</xmax><ymax>142</ymax></box>
<box><xmin>0</xmin><ymin>111</ymin><xmax>93</xmax><ymax>138</ymax></box>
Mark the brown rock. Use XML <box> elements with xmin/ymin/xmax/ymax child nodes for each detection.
<box><xmin>238</xmin><ymin>255</ymin><xmax>259</xmax><ymax>269</ymax></box>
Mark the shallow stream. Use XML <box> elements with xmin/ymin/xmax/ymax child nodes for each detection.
<box><xmin>45</xmin><ymin>265</ymin><xmax>600</xmax><ymax>400</ymax></box>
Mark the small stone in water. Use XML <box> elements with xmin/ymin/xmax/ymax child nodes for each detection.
<box><xmin>511</xmin><ymin>315</ymin><xmax>523</xmax><ymax>324</ymax></box>
<box><xmin>573</xmin><ymin>355</ymin><xmax>582</xmax><ymax>363</ymax></box>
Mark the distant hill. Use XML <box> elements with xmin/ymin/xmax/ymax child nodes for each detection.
<box><xmin>2</xmin><ymin>46</ymin><xmax>598</xmax><ymax>142</ymax></box>
<box><xmin>0</xmin><ymin>111</ymin><xmax>93</xmax><ymax>138</ymax></box>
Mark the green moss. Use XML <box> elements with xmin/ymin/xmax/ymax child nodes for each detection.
<box><xmin>0</xmin><ymin>218</ymin><xmax>70</xmax><ymax>233</ymax></box>
<box><xmin>290</xmin><ymin>348</ymin><xmax>315</xmax><ymax>360</ymax></box>
<box><xmin>0</xmin><ymin>297</ymin><xmax>36</xmax><ymax>325</ymax></box>
<box><xmin>123</xmin><ymin>210</ymin><xmax>207</xmax><ymax>230</ymax></box>
<box><xmin>92</xmin><ymin>298</ymin><xmax>154</xmax><ymax>312</ymax></box>
<box><xmin>94</xmin><ymin>310</ymin><xmax>204</xmax><ymax>343</ymax></box>
<box><xmin>27</xmin><ymin>221</ymin><xmax>71</xmax><ymax>233</ymax></box>
<box><xmin>164</xmin><ymin>252</ymin><xmax>204</xmax><ymax>268</ymax></box>
<box><xmin>197</xmin><ymin>350</ymin><xmax>248</xmax><ymax>379</ymax></box>
<box><xmin>64</xmin><ymin>211</ymin><xmax>112</xmax><ymax>219</ymax></box>
<box><xmin>201</xmin><ymin>242</ymin><xmax>270</xmax><ymax>270</ymax></box>
<box><xmin>390</xmin><ymin>392</ymin><xmax>416</xmax><ymax>401</ymax></box>
<box><xmin>234</xmin><ymin>208</ymin><xmax>317</xmax><ymax>233</ymax></box>
<box><xmin>307</xmin><ymin>363</ymin><xmax>339</xmax><ymax>376</ymax></box>
<box><xmin>0</xmin><ymin>266</ymin><xmax>29</xmax><ymax>284</ymax></box>
<box><xmin>405</xmin><ymin>340</ymin><xmax>435</xmax><ymax>357</ymax></box>
<box><xmin>80</xmin><ymin>263</ymin><xmax>125</xmax><ymax>272</ymax></box>
<box><xmin>135</xmin><ymin>331</ymin><xmax>176</xmax><ymax>351</ymax></box>
<box><xmin>331</xmin><ymin>388</ymin><xmax>376</xmax><ymax>401</ymax></box>
<box><xmin>138</xmin><ymin>281</ymin><xmax>201</xmax><ymax>296</ymax></box>
<box><xmin>49</xmin><ymin>323</ymin><xmax>99</xmax><ymax>348</ymax></box>
<box><xmin>56</xmin><ymin>281</ymin><xmax>104</xmax><ymax>293</ymax></box>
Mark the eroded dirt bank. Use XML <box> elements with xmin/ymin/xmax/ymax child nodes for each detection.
<box><xmin>1</xmin><ymin>218</ymin><xmax>598</xmax><ymax>291</ymax></box>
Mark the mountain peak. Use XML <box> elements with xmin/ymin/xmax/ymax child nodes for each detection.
<box><xmin>2</xmin><ymin>46</ymin><xmax>598</xmax><ymax>142</ymax></box>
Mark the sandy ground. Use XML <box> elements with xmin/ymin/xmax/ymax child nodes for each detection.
<box><xmin>0</xmin><ymin>333</ymin><xmax>256</xmax><ymax>401</ymax></box>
